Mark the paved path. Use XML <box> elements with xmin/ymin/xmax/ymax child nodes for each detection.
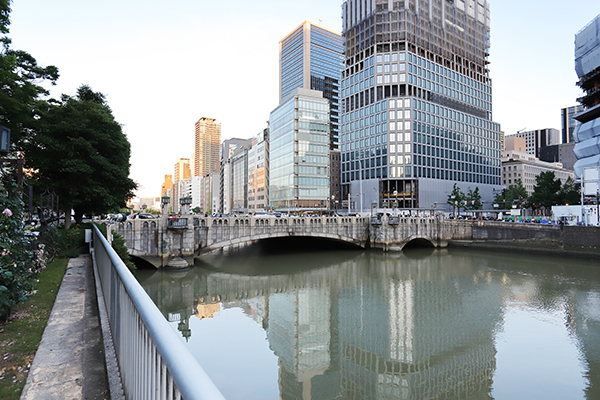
<box><xmin>20</xmin><ymin>255</ymin><xmax>111</xmax><ymax>400</ymax></box>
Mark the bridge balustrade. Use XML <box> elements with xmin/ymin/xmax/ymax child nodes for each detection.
<box><xmin>90</xmin><ymin>225</ymin><xmax>226</xmax><ymax>400</ymax></box>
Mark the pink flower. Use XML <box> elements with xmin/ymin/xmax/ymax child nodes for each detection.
<box><xmin>2</xmin><ymin>208</ymin><xmax>12</xmax><ymax>217</ymax></box>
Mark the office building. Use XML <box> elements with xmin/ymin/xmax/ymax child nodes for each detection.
<box><xmin>562</xmin><ymin>105</ymin><xmax>585</xmax><ymax>144</ymax></box>
<box><xmin>280</xmin><ymin>21</ymin><xmax>344</xmax><ymax>207</ymax></box>
<box><xmin>502</xmin><ymin>149</ymin><xmax>574</xmax><ymax>195</ymax></box>
<box><xmin>269</xmin><ymin>88</ymin><xmax>330</xmax><ymax>212</ymax></box>
<box><xmin>220</xmin><ymin>138</ymin><xmax>251</xmax><ymax>215</ymax></box>
<box><xmin>340</xmin><ymin>0</ymin><xmax>502</xmax><ymax>212</ymax></box>
<box><xmin>194</xmin><ymin>117</ymin><xmax>221</xmax><ymax>177</ymax></box>
<box><xmin>573</xmin><ymin>15</ymin><xmax>600</xmax><ymax>178</ymax></box>
<box><xmin>506</xmin><ymin>128</ymin><xmax>560</xmax><ymax>159</ymax></box>
<box><xmin>248</xmin><ymin>129</ymin><xmax>269</xmax><ymax>212</ymax></box>
<box><xmin>279</xmin><ymin>21</ymin><xmax>344</xmax><ymax>151</ymax></box>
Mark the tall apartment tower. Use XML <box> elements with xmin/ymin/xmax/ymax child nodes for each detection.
<box><xmin>194</xmin><ymin>117</ymin><xmax>221</xmax><ymax>177</ymax></box>
<box><xmin>340</xmin><ymin>0</ymin><xmax>502</xmax><ymax>212</ymax></box>
<box><xmin>172</xmin><ymin>158</ymin><xmax>191</xmax><ymax>212</ymax></box>
<box><xmin>279</xmin><ymin>21</ymin><xmax>344</xmax><ymax>151</ymax></box>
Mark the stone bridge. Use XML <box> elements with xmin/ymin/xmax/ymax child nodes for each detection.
<box><xmin>108</xmin><ymin>215</ymin><xmax>596</xmax><ymax>268</ymax></box>
<box><xmin>108</xmin><ymin>214</ymin><xmax>468</xmax><ymax>268</ymax></box>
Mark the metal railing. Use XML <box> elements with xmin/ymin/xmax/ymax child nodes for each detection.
<box><xmin>91</xmin><ymin>224</ymin><xmax>226</xmax><ymax>400</ymax></box>
<box><xmin>167</xmin><ymin>217</ymin><xmax>188</xmax><ymax>229</ymax></box>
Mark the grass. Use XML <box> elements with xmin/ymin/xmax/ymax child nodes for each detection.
<box><xmin>0</xmin><ymin>258</ymin><xmax>68</xmax><ymax>400</ymax></box>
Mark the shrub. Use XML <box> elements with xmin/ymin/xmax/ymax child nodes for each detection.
<box><xmin>0</xmin><ymin>182</ymin><xmax>46</xmax><ymax>320</ymax></box>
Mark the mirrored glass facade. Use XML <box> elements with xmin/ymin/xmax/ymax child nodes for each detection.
<box><xmin>280</xmin><ymin>22</ymin><xmax>344</xmax><ymax>151</ymax></box>
<box><xmin>269</xmin><ymin>89</ymin><xmax>330</xmax><ymax>211</ymax></box>
<box><xmin>340</xmin><ymin>0</ymin><xmax>502</xmax><ymax>211</ymax></box>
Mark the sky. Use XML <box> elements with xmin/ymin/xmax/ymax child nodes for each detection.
<box><xmin>7</xmin><ymin>0</ymin><xmax>600</xmax><ymax>198</ymax></box>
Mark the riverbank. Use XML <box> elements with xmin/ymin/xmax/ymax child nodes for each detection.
<box><xmin>448</xmin><ymin>237</ymin><xmax>600</xmax><ymax>259</ymax></box>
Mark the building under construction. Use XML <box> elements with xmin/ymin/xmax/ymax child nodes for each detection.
<box><xmin>340</xmin><ymin>0</ymin><xmax>502</xmax><ymax>212</ymax></box>
<box><xmin>573</xmin><ymin>14</ymin><xmax>600</xmax><ymax>178</ymax></box>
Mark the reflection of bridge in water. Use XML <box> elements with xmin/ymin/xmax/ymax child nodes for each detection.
<box><xmin>137</xmin><ymin>250</ymin><xmax>504</xmax><ymax>399</ymax></box>
<box><xmin>137</xmin><ymin>249</ymin><xmax>600</xmax><ymax>399</ymax></box>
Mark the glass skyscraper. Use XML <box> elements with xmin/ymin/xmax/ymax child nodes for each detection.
<box><xmin>279</xmin><ymin>21</ymin><xmax>344</xmax><ymax>151</ymax></box>
<box><xmin>269</xmin><ymin>89</ymin><xmax>330</xmax><ymax>212</ymax></box>
<box><xmin>340</xmin><ymin>0</ymin><xmax>502</xmax><ymax>211</ymax></box>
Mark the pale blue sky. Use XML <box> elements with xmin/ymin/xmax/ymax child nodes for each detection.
<box><xmin>8</xmin><ymin>0</ymin><xmax>600</xmax><ymax>197</ymax></box>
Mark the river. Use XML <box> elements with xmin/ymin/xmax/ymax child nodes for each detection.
<box><xmin>134</xmin><ymin>245</ymin><xmax>600</xmax><ymax>400</ymax></box>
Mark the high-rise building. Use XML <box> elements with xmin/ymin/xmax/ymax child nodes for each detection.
<box><xmin>194</xmin><ymin>117</ymin><xmax>221</xmax><ymax>177</ymax></box>
<box><xmin>269</xmin><ymin>88</ymin><xmax>330</xmax><ymax>212</ymax></box>
<box><xmin>248</xmin><ymin>129</ymin><xmax>269</xmax><ymax>212</ymax></box>
<box><xmin>173</xmin><ymin>158</ymin><xmax>191</xmax><ymax>212</ymax></box>
<box><xmin>279</xmin><ymin>21</ymin><xmax>344</xmax><ymax>151</ymax></box>
<box><xmin>280</xmin><ymin>22</ymin><xmax>344</xmax><ymax>208</ymax></box>
<box><xmin>220</xmin><ymin>138</ymin><xmax>252</xmax><ymax>215</ymax></box>
<box><xmin>340</xmin><ymin>0</ymin><xmax>502</xmax><ymax>212</ymax></box>
<box><xmin>573</xmin><ymin>15</ymin><xmax>600</xmax><ymax>178</ymax></box>
<box><xmin>561</xmin><ymin>105</ymin><xmax>585</xmax><ymax>144</ymax></box>
<box><xmin>506</xmin><ymin>128</ymin><xmax>560</xmax><ymax>159</ymax></box>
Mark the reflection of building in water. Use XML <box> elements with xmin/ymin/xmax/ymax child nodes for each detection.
<box><xmin>268</xmin><ymin>289</ymin><xmax>332</xmax><ymax>398</ymax></box>
<box><xmin>195</xmin><ymin>303</ymin><xmax>221</xmax><ymax>320</ymax></box>
<box><xmin>569</xmin><ymin>291</ymin><xmax>600</xmax><ymax>399</ymax></box>
<box><xmin>335</xmin><ymin>253</ymin><xmax>501</xmax><ymax>399</ymax></box>
<box><xmin>136</xmin><ymin>251</ymin><xmax>504</xmax><ymax>399</ymax></box>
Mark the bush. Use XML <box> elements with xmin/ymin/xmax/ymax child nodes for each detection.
<box><xmin>0</xmin><ymin>182</ymin><xmax>46</xmax><ymax>320</ymax></box>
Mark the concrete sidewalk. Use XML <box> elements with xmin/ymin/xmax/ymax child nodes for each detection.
<box><xmin>20</xmin><ymin>255</ymin><xmax>111</xmax><ymax>400</ymax></box>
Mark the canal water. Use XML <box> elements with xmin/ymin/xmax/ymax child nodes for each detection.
<box><xmin>134</xmin><ymin>245</ymin><xmax>600</xmax><ymax>400</ymax></box>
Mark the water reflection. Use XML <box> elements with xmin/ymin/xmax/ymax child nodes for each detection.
<box><xmin>135</xmin><ymin>248</ymin><xmax>600</xmax><ymax>400</ymax></box>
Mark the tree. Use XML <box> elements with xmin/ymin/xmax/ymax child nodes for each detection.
<box><xmin>25</xmin><ymin>85</ymin><xmax>137</xmax><ymax>227</ymax></box>
<box><xmin>558</xmin><ymin>177</ymin><xmax>580</xmax><ymax>205</ymax></box>
<box><xmin>0</xmin><ymin>0</ymin><xmax>59</xmax><ymax>150</ymax></box>
<box><xmin>494</xmin><ymin>180</ymin><xmax>528</xmax><ymax>210</ymax></box>
<box><xmin>529</xmin><ymin>171</ymin><xmax>561</xmax><ymax>214</ymax></box>
<box><xmin>447</xmin><ymin>183</ymin><xmax>464</xmax><ymax>216</ymax></box>
<box><xmin>465</xmin><ymin>187</ymin><xmax>482</xmax><ymax>210</ymax></box>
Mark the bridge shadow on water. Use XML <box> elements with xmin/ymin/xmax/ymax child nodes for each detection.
<box><xmin>195</xmin><ymin>236</ymin><xmax>364</xmax><ymax>276</ymax></box>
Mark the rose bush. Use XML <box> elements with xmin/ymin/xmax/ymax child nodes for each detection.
<box><xmin>0</xmin><ymin>181</ymin><xmax>46</xmax><ymax>320</ymax></box>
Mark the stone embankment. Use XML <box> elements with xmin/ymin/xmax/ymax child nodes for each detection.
<box><xmin>449</xmin><ymin>221</ymin><xmax>600</xmax><ymax>257</ymax></box>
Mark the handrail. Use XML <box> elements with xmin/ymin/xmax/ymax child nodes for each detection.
<box><xmin>91</xmin><ymin>224</ymin><xmax>225</xmax><ymax>400</ymax></box>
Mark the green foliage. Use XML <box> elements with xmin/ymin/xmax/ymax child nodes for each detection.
<box><xmin>447</xmin><ymin>183</ymin><xmax>464</xmax><ymax>214</ymax></box>
<box><xmin>494</xmin><ymin>180</ymin><xmax>528</xmax><ymax>210</ymax></box>
<box><xmin>24</xmin><ymin>85</ymin><xmax>137</xmax><ymax>225</ymax></box>
<box><xmin>465</xmin><ymin>187</ymin><xmax>482</xmax><ymax>210</ymax></box>
<box><xmin>558</xmin><ymin>177</ymin><xmax>581</xmax><ymax>205</ymax></box>
<box><xmin>56</xmin><ymin>227</ymin><xmax>85</xmax><ymax>259</ymax></box>
<box><xmin>0</xmin><ymin>1</ymin><xmax>59</xmax><ymax>151</ymax></box>
<box><xmin>530</xmin><ymin>171</ymin><xmax>562</xmax><ymax>212</ymax></box>
<box><xmin>0</xmin><ymin>181</ymin><xmax>44</xmax><ymax>320</ymax></box>
<box><xmin>110</xmin><ymin>231</ymin><xmax>136</xmax><ymax>270</ymax></box>
<box><xmin>0</xmin><ymin>258</ymin><xmax>67</xmax><ymax>399</ymax></box>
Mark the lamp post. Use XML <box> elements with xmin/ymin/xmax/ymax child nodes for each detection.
<box><xmin>180</xmin><ymin>196</ymin><xmax>192</xmax><ymax>215</ymax></box>
<box><xmin>161</xmin><ymin>196</ymin><xmax>170</xmax><ymax>215</ymax></box>
<box><xmin>0</xmin><ymin>126</ymin><xmax>10</xmax><ymax>155</ymax></box>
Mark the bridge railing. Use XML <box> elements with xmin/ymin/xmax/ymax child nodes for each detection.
<box><xmin>91</xmin><ymin>224</ymin><xmax>226</xmax><ymax>400</ymax></box>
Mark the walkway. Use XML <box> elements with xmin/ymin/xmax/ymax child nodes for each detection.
<box><xmin>20</xmin><ymin>255</ymin><xmax>112</xmax><ymax>400</ymax></box>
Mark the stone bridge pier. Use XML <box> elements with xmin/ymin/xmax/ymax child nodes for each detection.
<box><xmin>108</xmin><ymin>216</ymin><xmax>197</xmax><ymax>268</ymax></box>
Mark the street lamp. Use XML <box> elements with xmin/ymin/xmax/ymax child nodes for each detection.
<box><xmin>161</xmin><ymin>196</ymin><xmax>170</xmax><ymax>215</ymax></box>
<box><xmin>0</xmin><ymin>126</ymin><xmax>10</xmax><ymax>155</ymax></box>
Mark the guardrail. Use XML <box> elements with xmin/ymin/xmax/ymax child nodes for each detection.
<box><xmin>91</xmin><ymin>224</ymin><xmax>226</xmax><ymax>400</ymax></box>
<box><xmin>168</xmin><ymin>217</ymin><xmax>188</xmax><ymax>229</ymax></box>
